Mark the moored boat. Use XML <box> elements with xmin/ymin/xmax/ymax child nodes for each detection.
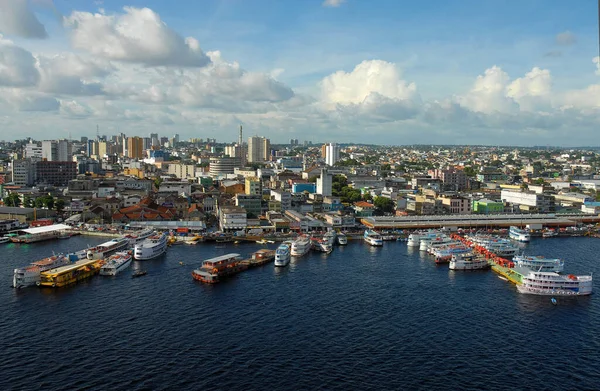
<box><xmin>100</xmin><ymin>251</ymin><xmax>133</xmax><ymax>276</ymax></box>
<box><xmin>336</xmin><ymin>232</ymin><xmax>348</xmax><ymax>245</ymax></box>
<box><xmin>312</xmin><ymin>237</ymin><xmax>333</xmax><ymax>254</ymax></box>
<box><xmin>509</xmin><ymin>226</ymin><xmax>531</xmax><ymax>242</ymax></box>
<box><xmin>449</xmin><ymin>253</ymin><xmax>490</xmax><ymax>270</ymax></box>
<box><xmin>513</xmin><ymin>254</ymin><xmax>564</xmax><ymax>273</ymax></box>
<box><xmin>87</xmin><ymin>237</ymin><xmax>130</xmax><ymax>260</ymax></box>
<box><xmin>363</xmin><ymin>230</ymin><xmax>383</xmax><ymax>246</ymax></box>
<box><xmin>125</xmin><ymin>229</ymin><xmax>155</xmax><ymax>245</ymax></box>
<box><xmin>291</xmin><ymin>235</ymin><xmax>311</xmax><ymax>257</ymax></box>
<box><xmin>191</xmin><ymin>253</ymin><xmax>247</xmax><ymax>284</ymax></box>
<box><xmin>274</xmin><ymin>242</ymin><xmax>291</xmax><ymax>267</ymax></box>
<box><xmin>323</xmin><ymin>231</ymin><xmax>336</xmax><ymax>246</ymax></box>
<box><xmin>38</xmin><ymin>258</ymin><xmax>104</xmax><ymax>288</ymax></box>
<box><xmin>516</xmin><ymin>269</ymin><xmax>592</xmax><ymax>296</ymax></box>
<box><xmin>13</xmin><ymin>254</ymin><xmax>73</xmax><ymax>288</ymax></box>
<box><xmin>0</xmin><ymin>236</ymin><xmax>10</xmax><ymax>244</ymax></box>
<box><xmin>134</xmin><ymin>232</ymin><xmax>168</xmax><ymax>260</ymax></box>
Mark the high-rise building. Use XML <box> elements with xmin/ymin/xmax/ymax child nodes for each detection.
<box><xmin>247</xmin><ymin>136</ymin><xmax>270</xmax><ymax>163</ymax></box>
<box><xmin>127</xmin><ymin>137</ymin><xmax>144</xmax><ymax>160</ymax></box>
<box><xmin>325</xmin><ymin>143</ymin><xmax>340</xmax><ymax>166</ymax></box>
<box><xmin>41</xmin><ymin>139</ymin><xmax>72</xmax><ymax>161</ymax></box>
<box><xmin>35</xmin><ymin>161</ymin><xmax>77</xmax><ymax>186</ymax></box>
<box><xmin>11</xmin><ymin>159</ymin><xmax>34</xmax><ymax>186</ymax></box>
<box><xmin>316</xmin><ymin>168</ymin><xmax>332</xmax><ymax>197</ymax></box>
<box><xmin>25</xmin><ymin>141</ymin><xmax>42</xmax><ymax>160</ymax></box>
<box><xmin>97</xmin><ymin>141</ymin><xmax>108</xmax><ymax>157</ymax></box>
<box><xmin>321</xmin><ymin>144</ymin><xmax>327</xmax><ymax>158</ymax></box>
<box><xmin>150</xmin><ymin>133</ymin><xmax>159</xmax><ymax>147</ymax></box>
<box><xmin>225</xmin><ymin>144</ymin><xmax>246</xmax><ymax>167</ymax></box>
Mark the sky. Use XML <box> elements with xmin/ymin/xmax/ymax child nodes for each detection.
<box><xmin>0</xmin><ymin>0</ymin><xmax>599</xmax><ymax>146</ymax></box>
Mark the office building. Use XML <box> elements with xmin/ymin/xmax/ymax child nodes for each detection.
<box><xmin>127</xmin><ymin>137</ymin><xmax>144</xmax><ymax>159</ymax></box>
<box><xmin>316</xmin><ymin>168</ymin><xmax>333</xmax><ymax>197</ymax></box>
<box><xmin>325</xmin><ymin>143</ymin><xmax>340</xmax><ymax>166</ymax></box>
<box><xmin>248</xmin><ymin>136</ymin><xmax>270</xmax><ymax>163</ymax></box>
<box><xmin>209</xmin><ymin>157</ymin><xmax>239</xmax><ymax>177</ymax></box>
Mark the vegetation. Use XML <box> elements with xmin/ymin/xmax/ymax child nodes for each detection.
<box><xmin>3</xmin><ymin>193</ymin><xmax>21</xmax><ymax>207</ymax></box>
<box><xmin>373</xmin><ymin>196</ymin><xmax>395</xmax><ymax>214</ymax></box>
<box><xmin>332</xmin><ymin>175</ymin><xmax>363</xmax><ymax>203</ymax></box>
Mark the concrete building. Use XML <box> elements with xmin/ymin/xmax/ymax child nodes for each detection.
<box><xmin>501</xmin><ymin>189</ymin><xmax>555</xmax><ymax>213</ymax></box>
<box><xmin>270</xmin><ymin>190</ymin><xmax>292</xmax><ymax>211</ymax></box>
<box><xmin>439</xmin><ymin>195</ymin><xmax>472</xmax><ymax>214</ymax></box>
<box><xmin>247</xmin><ymin>136</ymin><xmax>270</xmax><ymax>163</ymax></box>
<box><xmin>209</xmin><ymin>157</ymin><xmax>239</xmax><ymax>177</ymax></box>
<box><xmin>472</xmin><ymin>199</ymin><xmax>504</xmax><ymax>214</ymax></box>
<box><xmin>235</xmin><ymin>194</ymin><xmax>262</xmax><ymax>217</ymax></box>
<box><xmin>429</xmin><ymin>167</ymin><xmax>468</xmax><ymax>191</ymax></box>
<box><xmin>167</xmin><ymin>164</ymin><xmax>197</xmax><ymax>180</ymax></box>
<box><xmin>11</xmin><ymin>159</ymin><xmax>34</xmax><ymax>186</ymax></box>
<box><xmin>25</xmin><ymin>141</ymin><xmax>42</xmax><ymax>160</ymax></box>
<box><xmin>127</xmin><ymin>137</ymin><xmax>144</xmax><ymax>159</ymax></box>
<box><xmin>42</xmin><ymin>139</ymin><xmax>72</xmax><ymax>161</ymax></box>
<box><xmin>35</xmin><ymin>161</ymin><xmax>77</xmax><ymax>186</ymax></box>
<box><xmin>225</xmin><ymin>144</ymin><xmax>246</xmax><ymax>167</ymax></box>
<box><xmin>325</xmin><ymin>143</ymin><xmax>340</xmax><ymax>166</ymax></box>
<box><xmin>316</xmin><ymin>168</ymin><xmax>332</xmax><ymax>197</ymax></box>
<box><xmin>245</xmin><ymin>177</ymin><xmax>262</xmax><ymax>195</ymax></box>
<box><xmin>219</xmin><ymin>206</ymin><xmax>247</xmax><ymax>231</ymax></box>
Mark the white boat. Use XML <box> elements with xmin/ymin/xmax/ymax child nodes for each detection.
<box><xmin>274</xmin><ymin>242</ymin><xmax>291</xmax><ymax>266</ymax></box>
<box><xmin>363</xmin><ymin>230</ymin><xmax>383</xmax><ymax>246</ymax></box>
<box><xmin>323</xmin><ymin>231</ymin><xmax>336</xmax><ymax>246</ymax></box>
<box><xmin>432</xmin><ymin>244</ymin><xmax>471</xmax><ymax>263</ymax></box>
<box><xmin>516</xmin><ymin>268</ymin><xmax>592</xmax><ymax>296</ymax></box>
<box><xmin>425</xmin><ymin>238</ymin><xmax>460</xmax><ymax>254</ymax></box>
<box><xmin>87</xmin><ymin>237</ymin><xmax>131</xmax><ymax>260</ymax></box>
<box><xmin>134</xmin><ymin>233</ymin><xmax>168</xmax><ymax>260</ymax></box>
<box><xmin>542</xmin><ymin>230</ymin><xmax>558</xmax><ymax>238</ymax></box>
<box><xmin>100</xmin><ymin>251</ymin><xmax>133</xmax><ymax>276</ymax></box>
<box><xmin>509</xmin><ymin>226</ymin><xmax>531</xmax><ymax>242</ymax></box>
<box><xmin>407</xmin><ymin>231</ymin><xmax>441</xmax><ymax>247</ymax></box>
<box><xmin>291</xmin><ymin>235</ymin><xmax>311</xmax><ymax>257</ymax></box>
<box><xmin>312</xmin><ymin>238</ymin><xmax>333</xmax><ymax>254</ymax></box>
<box><xmin>468</xmin><ymin>235</ymin><xmax>518</xmax><ymax>257</ymax></box>
<box><xmin>125</xmin><ymin>229</ymin><xmax>155</xmax><ymax>245</ymax></box>
<box><xmin>337</xmin><ymin>232</ymin><xmax>348</xmax><ymax>245</ymax></box>
<box><xmin>421</xmin><ymin>235</ymin><xmax>452</xmax><ymax>252</ymax></box>
<box><xmin>449</xmin><ymin>253</ymin><xmax>490</xmax><ymax>270</ymax></box>
<box><xmin>0</xmin><ymin>236</ymin><xmax>10</xmax><ymax>244</ymax></box>
<box><xmin>13</xmin><ymin>254</ymin><xmax>73</xmax><ymax>288</ymax></box>
<box><xmin>513</xmin><ymin>255</ymin><xmax>564</xmax><ymax>273</ymax></box>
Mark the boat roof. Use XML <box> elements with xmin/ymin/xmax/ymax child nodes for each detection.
<box><xmin>202</xmin><ymin>253</ymin><xmax>241</xmax><ymax>264</ymax></box>
<box><xmin>42</xmin><ymin>258</ymin><xmax>99</xmax><ymax>276</ymax></box>
<box><xmin>21</xmin><ymin>224</ymin><xmax>71</xmax><ymax>235</ymax></box>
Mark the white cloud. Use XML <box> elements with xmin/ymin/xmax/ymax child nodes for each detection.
<box><xmin>320</xmin><ymin>60</ymin><xmax>417</xmax><ymax>106</ymax></box>
<box><xmin>36</xmin><ymin>54</ymin><xmax>112</xmax><ymax>96</ymax></box>
<box><xmin>64</xmin><ymin>7</ymin><xmax>211</xmax><ymax>67</ymax></box>
<box><xmin>1</xmin><ymin>88</ymin><xmax>59</xmax><ymax>111</ymax></box>
<box><xmin>0</xmin><ymin>37</ymin><xmax>39</xmax><ymax>87</ymax></box>
<box><xmin>0</xmin><ymin>0</ymin><xmax>47</xmax><ymax>39</ymax></box>
<box><xmin>555</xmin><ymin>31</ymin><xmax>576</xmax><ymax>46</ymax></box>
<box><xmin>506</xmin><ymin>67</ymin><xmax>552</xmax><ymax>111</ymax></box>
<box><xmin>60</xmin><ymin>100</ymin><xmax>94</xmax><ymax>118</ymax></box>
<box><xmin>323</xmin><ymin>0</ymin><xmax>345</xmax><ymax>7</ymax></box>
<box><xmin>457</xmin><ymin>66</ymin><xmax>518</xmax><ymax>114</ymax></box>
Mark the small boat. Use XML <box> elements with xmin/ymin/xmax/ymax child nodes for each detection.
<box><xmin>132</xmin><ymin>270</ymin><xmax>147</xmax><ymax>278</ymax></box>
<box><xmin>551</xmin><ymin>297</ymin><xmax>558</xmax><ymax>305</ymax></box>
<box><xmin>0</xmin><ymin>236</ymin><xmax>10</xmax><ymax>244</ymax></box>
<box><xmin>497</xmin><ymin>276</ymin><xmax>508</xmax><ymax>282</ymax></box>
<box><xmin>256</xmin><ymin>239</ymin><xmax>268</xmax><ymax>244</ymax></box>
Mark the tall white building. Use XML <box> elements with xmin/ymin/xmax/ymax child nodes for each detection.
<box><xmin>316</xmin><ymin>168</ymin><xmax>333</xmax><ymax>197</ymax></box>
<box><xmin>41</xmin><ymin>139</ymin><xmax>72</xmax><ymax>161</ymax></box>
<box><xmin>325</xmin><ymin>143</ymin><xmax>340</xmax><ymax>166</ymax></box>
<box><xmin>225</xmin><ymin>144</ymin><xmax>247</xmax><ymax>166</ymax></box>
<box><xmin>25</xmin><ymin>141</ymin><xmax>42</xmax><ymax>160</ymax></box>
<box><xmin>248</xmin><ymin>136</ymin><xmax>270</xmax><ymax>163</ymax></box>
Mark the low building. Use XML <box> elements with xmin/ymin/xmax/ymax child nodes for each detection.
<box><xmin>353</xmin><ymin>201</ymin><xmax>375</xmax><ymax>217</ymax></box>
<box><xmin>235</xmin><ymin>194</ymin><xmax>262</xmax><ymax>217</ymax></box>
<box><xmin>219</xmin><ymin>206</ymin><xmax>247</xmax><ymax>231</ymax></box>
<box><xmin>472</xmin><ymin>198</ymin><xmax>504</xmax><ymax>214</ymax></box>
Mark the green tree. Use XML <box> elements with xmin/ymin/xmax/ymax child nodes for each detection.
<box><xmin>3</xmin><ymin>193</ymin><xmax>21</xmax><ymax>207</ymax></box>
<box><xmin>55</xmin><ymin>199</ymin><xmax>66</xmax><ymax>212</ymax></box>
<box><xmin>154</xmin><ymin>177</ymin><xmax>163</xmax><ymax>189</ymax></box>
<box><xmin>374</xmin><ymin>196</ymin><xmax>394</xmax><ymax>213</ymax></box>
<box><xmin>23</xmin><ymin>196</ymin><xmax>33</xmax><ymax>208</ymax></box>
<box><xmin>34</xmin><ymin>197</ymin><xmax>44</xmax><ymax>208</ymax></box>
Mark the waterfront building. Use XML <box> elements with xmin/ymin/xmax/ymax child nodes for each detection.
<box><xmin>501</xmin><ymin>189</ymin><xmax>556</xmax><ymax>213</ymax></box>
<box><xmin>219</xmin><ymin>206</ymin><xmax>247</xmax><ymax>231</ymax></box>
<box><xmin>271</xmin><ymin>190</ymin><xmax>292</xmax><ymax>211</ymax></box>
<box><xmin>235</xmin><ymin>194</ymin><xmax>262</xmax><ymax>217</ymax></box>
<box><xmin>472</xmin><ymin>198</ymin><xmax>504</xmax><ymax>214</ymax></box>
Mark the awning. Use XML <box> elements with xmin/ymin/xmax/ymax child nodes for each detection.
<box><xmin>21</xmin><ymin>224</ymin><xmax>71</xmax><ymax>234</ymax></box>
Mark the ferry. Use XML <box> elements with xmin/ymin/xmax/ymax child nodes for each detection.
<box><xmin>337</xmin><ymin>232</ymin><xmax>348</xmax><ymax>245</ymax></box>
<box><xmin>125</xmin><ymin>229</ymin><xmax>155</xmax><ymax>245</ymax></box>
<box><xmin>291</xmin><ymin>235</ymin><xmax>311</xmax><ymax>257</ymax></box>
<box><xmin>363</xmin><ymin>230</ymin><xmax>383</xmax><ymax>246</ymax></box>
<box><xmin>100</xmin><ymin>251</ymin><xmax>133</xmax><ymax>276</ymax></box>
<box><xmin>509</xmin><ymin>226</ymin><xmax>531</xmax><ymax>242</ymax></box>
<box><xmin>38</xmin><ymin>258</ymin><xmax>104</xmax><ymax>288</ymax></box>
<box><xmin>513</xmin><ymin>255</ymin><xmax>564</xmax><ymax>273</ymax></box>
<box><xmin>13</xmin><ymin>254</ymin><xmax>73</xmax><ymax>288</ymax></box>
<box><xmin>312</xmin><ymin>238</ymin><xmax>333</xmax><ymax>254</ymax></box>
<box><xmin>419</xmin><ymin>234</ymin><xmax>450</xmax><ymax>251</ymax></box>
<box><xmin>134</xmin><ymin>232</ymin><xmax>168</xmax><ymax>260</ymax></box>
<box><xmin>274</xmin><ymin>242</ymin><xmax>291</xmax><ymax>267</ymax></box>
<box><xmin>0</xmin><ymin>236</ymin><xmax>10</xmax><ymax>244</ymax></box>
<box><xmin>0</xmin><ymin>219</ymin><xmax>22</xmax><ymax>234</ymax></box>
<box><xmin>468</xmin><ymin>235</ymin><xmax>519</xmax><ymax>257</ymax></box>
<box><xmin>432</xmin><ymin>244</ymin><xmax>471</xmax><ymax>263</ymax></box>
<box><xmin>516</xmin><ymin>269</ymin><xmax>593</xmax><ymax>296</ymax></box>
<box><xmin>407</xmin><ymin>231</ymin><xmax>441</xmax><ymax>247</ymax></box>
<box><xmin>323</xmin><ymin>231</ymin><xmax>336</xmax><ymax>246</ymax></box>
<box><xmin>191</xmin><ymin>253</ymin><xmax>247</xmax><ymax>284</ymax></box>
<box><xmin>449</xmin><ymin>253</ymin><xmax>490</xmax><ymax>270</ymax></box>
<box><xmin>87</xmin><ymin>237</ymin><xmax>131</xmax><ymax>260</ymax></box>
<box><xmin>425</xmin><ymin>238</ymin><xmax>461</xmax><ymax>254</ymax></box>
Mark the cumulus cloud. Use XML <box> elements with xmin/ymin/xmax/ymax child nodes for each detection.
<box><xmin>36</xmin><ymin>54</ymin><xmax>112</xmax><ymax>95</ymax></box>
<box><xmin>323</xmin><ymin>0</ymin><xmax>345</xmax><ymax>7</ymax></box>
<box><xmin>0</xmin><ymin>0</ymin><xmax>47</xmax><ymax>38</ymax></box>
<box><xmin>320</xmin><ymin>60</ymin><xmax>417</xmax><ymax>106</ymax></box>
<box><xmin>0</xmin><ymin>37</ymin><xmax>39</xmax><ymax>86</ymax></box>
<box><xmin>456</xmin><ymin>66</ymin><xmax>518</xmax><ymax>114</ymax></box>
<box><xmin>555</xmin><ymin>31</ymin><xmax>576</xmax><ymax>46</ymax></box>
<box><xmin>506</xmin><ymin>67</ymin><xmax>552</xmax><ymax>111</ymax></box>
<box><xmin>60</xmin><ymin>99</ymin><xmax>94</xmax><ymax>118</ymax></box>
<box><xmin>1</xmin><ymin>89</ymin><xmax>60</xmax><ymax>111</ymax></box>
<box><xmin>64</xmin><ymin>7</ymin><xmax>211</xmax><ymax>67</ymax></box>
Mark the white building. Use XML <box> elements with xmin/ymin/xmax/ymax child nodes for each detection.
<box><xmin>11</xmin><ymin>159</ymin><xmax>34</xmax><ymax>186</ymax></box>
<box><xmin>42</xmin><ymin>139</ymin><xmax>72</xmax><ymax>161</ymax></box>
<box><xmin>219</xmin><ymin>206</ymin><xmax>247</xmax><ymax>231</ymax></box>
<box><xmin>248</xmin><ymin>136</ymin><xmax>270</xmax><ymax>163</ymax></box>
<box><xmin>500</xmin><ymin>189</ymin><xmax>555</xmax><ymax>213</ymax></box>
<box><xmin>167</xmin><ymin>164</ymin><xmax>197</xmax><ymax>180</ymax></box>
<box><xmin>316</xmin><ymin>168</ymin><xmax>333</xmax><ymax>197</ymax></box>
<box><xmin>25</xmin><ymin>141</ymin><xmax>42</xmax><ymax>160</ymax></box>
<box><xmin>325</xmin><ymin>143</ymin><xmax>340</xmax><ymax>166</ymax></box>
<box><xmin>270</xmin><ymin>190</ymin><xmax>292</xmax><ymax>211</ymax></box>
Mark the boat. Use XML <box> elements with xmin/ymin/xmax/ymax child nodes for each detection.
<box><xmin>274</xmin><ymin>242</ymin><xmax>291</xmax><ymax>267</ymax></box>
<box><xmin>38</xmin><ymin>258</ymin><xmax>104</xmax><ymax>288</ymax></box>
<box><xmin>86</xmin><ymin>237</ymin><xmax>131</xmax><ymax>260</ymax></box>
<box><xmin>363</xmin><ymin>230</ymin><xmax>383</xmax><ymax>246</ymax></box>
<box><xmin>100</xmin><ymin>251</ymin><xmax>133</xmax><ymax>276</ymax></box>
<box><xmin>256</xmin><ymin>239</ymin><xmax>268</xmax><ymax>244</ymax></box>
<box><xmin>11</xmin><ymin>231</ymin><xmax>62</xmax><ymax>243</ymax></box>
<box><xmin>468</xmin><ymin>235</ymin><xmax>519</xmax><ymax>257</ymax></box>
<box><xmin>134</xmin><ymin>232</ymin><xmax>168</xmax><ymax>260</ymax></box>
<box><xmin>509</xmin><ymin>226</ymin><xmax>531</xmax><ymax>242</ymax></box>
<box><xmin>551</xmin><ymin>297</ymin><xmax>558</xmax><ymax>305</ymax></box>
<box><xmin>337</xmin><ymin>232</ymin><xmax>348</xmax><ymax>245</ymax></box>
<box><xmin>432</xmin><ymin>244</ymin><xmax>471</xmax><ymax>263</ymax></box>
<box><xmin>0</xmin><ymin>236</ymin><xmax>10</xmax><ymax>244</ymax></box>
<box><xmin>513</xmin><ymin>254</ymin><xmax>564</xmax><ymax>273</ymax></box>
<box><xmin>132</xmin><ymin>270</ymin><xmax>147</xmax><ymax>278</ymax></box>
<box><xmin>426</xmin><ymin>239</ymin><xmax>461</xmax><ymax>255</ymax></box>
<box><xmin>323</xmin><ymin>231</ymin><xmax>336</xmax><ymax>246</ymax></box>
<box><xmin>0</xmin><ymin>219</ymin><xmax>22</xmax><ymax>234</ymax></box>
<box><xmin>191</xmin><ymin>253</ymin><xmax>247</xmax><ymax>284</ymax></box>
<box><xmin>516</xmin><ymin>269</ymin><xmax>593</xmax><ymax>296</ymax></box>
<box><xmin>13</xmin><ymin>254</ymin><xmax>74</xmax><ymax>288</ymax></box>
<box><xmin>543</xmin><ymin>230</ymin><xmax>558</xmax><ymax>238</ymax></box>
<box><xmin>57</xmin><ymin>232</ymin><xmax>71</xmax><ymax>240</ymax></box>
<box><xmin>311</xmin><ymin>238</ymin><xmax>333</xmax><ymax>254</ymax></box>
<box><xmin>449</xmin><ymin>253</ymin><xmax>490</xmax><ymax>270</ymax></box>
<box><xmin>420</xmin><ymin>235</ymin><xmax>452</xmax><ymax>251</ymax></box>
<box><xmin>291</xmin><ymin>235</ymin><xmax>311</xmax><ymax>257</ymax></box>
<box><xmin>407</xmin><ymin>231</ymin><xmax>441</xmax><ymax>247</ymax></box>
<box><xmin>125</xmin><ymin>229</ymin><xmax>155</xmax><ymax>245</ymax></box>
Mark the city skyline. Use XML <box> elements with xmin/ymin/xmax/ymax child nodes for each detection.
<box><xmin>0</xmin><ymin>1</ymin><xmax>599</xmax><ymax>146</ymax></box>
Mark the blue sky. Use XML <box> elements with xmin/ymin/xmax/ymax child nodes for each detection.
<box><xmin>0</xmin><ymin>0</ymin><xmax>599</xmax><ymax>145</ymax></box>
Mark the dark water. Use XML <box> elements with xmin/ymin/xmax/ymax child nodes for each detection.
<box><xmin>1</xmin><ymin>235</ymin><xmax>600</xmax><ymax>390</ymax></box>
